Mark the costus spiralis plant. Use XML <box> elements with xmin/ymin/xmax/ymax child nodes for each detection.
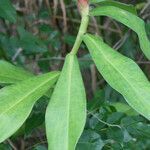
<box><xmin>0</xmin><ymin>0</ymin><xmax>150</xmax><ymax>149</ymax></box>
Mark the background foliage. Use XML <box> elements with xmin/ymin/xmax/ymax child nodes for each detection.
<box><xmin>0</xmin><ymin>0</ymin><xmax>150</xmax><ymax>149</ymax></box>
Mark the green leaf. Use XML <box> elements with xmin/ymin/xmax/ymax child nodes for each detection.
<box><xmin>0</xmin><ymin>0</ymin><xmax>17</xmax><ymax>23</ymax></box>
<box><xmin>107</xmin><ymin>127</ymin><xmax>124</xmax><ymax>143</ymax></box>
<box><xmin>0</xmin><ymin>71</ymin><xmax>59</xmax><ymax>143</ymax></box>
<box><xmin>0</xmin><ymin>60</ymin><xmax>33</xmax><ymax>84</ymax></box>
<box><xmin>87</xmin><ymin>90</ymin><xmax>104</xmax><ymax>112</ymax></box>
<box><xmin>0</xmin><ymin>143</ymin><xmax>12</xmax><ymax>150</ymax></box>
<box><xmin>90</xmin><ymin>6</ymin><xmax>150</xmax><ymax>60</ymax></box>
<box><xmin>25</xmin><ymin>112</ymin><xmax>45</xmax><ymax>135</ymax></box>
<box><xmin>112</xmin><ymin>102</ymin><xmax>138</xmax><ymax>116</ymax></box>
<box><xmin>83</xmin><ymin>34</ymin><xmax>150</xmax><ymax>120</ymax></box>
<box><xmin>0</xmin><ymin>60</ymin><xmax>52</xmax><ymax>98</ymax></box>
<box><xmin>17</xmin><ymin>27</ymin><xmax>47</xmax><ymax>54</ymax></box>
<box><xmin>33</xmin><ymin>145</ymin><xmax>47</xmax><ymax>150</ymax></box>
<box><xmin>90</xmin><ymin>0</ymin><xmax>137</xmax><ymax>15</ymax></box>
<box><xmin>46</xmin><ymin>54</ymin><xmax>86</xmax><ymax>150</ymax></box>
<box><xmin>76</xmin><ymin>130</ymin><xmax>104</xmax><ymax>150</ymax></box>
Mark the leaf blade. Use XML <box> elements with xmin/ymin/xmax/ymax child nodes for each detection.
<box><xmin>90</xmin><ymin>0</ymin><xmax>137</xmax><ymax>15</ymax></box>
<box><xmin>46</xmin><ymin>54</ymin><xmax>86</xmax><ymax>150</ymax></box>
<box><xmin>17</xmin><ymin>27</ymin><xmax>47</xmax><ymax>54</ymax></box>
<box><xmin>0</xmin><ymin>0</ymin><xmax>17</xmax><ymax>23</ymax></box>
<box><xmin>0</xmin><ymin>60</ymin><xmax>33</xmax><ymax>84</ymax></box>
<box><xmin>83</xmin><ymin>34</ymin><xmax>150</xmax><ymax>120</ymax></box>
<box><xmin>0</xmin><ymin>71</ymin><xmax>59</xmax><ymax>143</ymax></box>
<box><xmin>90</xmin><ymin>6</ymin><xmax>150</xmax><ymax>60</ymax></box>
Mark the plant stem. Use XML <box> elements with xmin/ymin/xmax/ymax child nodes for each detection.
<box><xmin>71</xmin><ymin>10</ymin><xmax>89</xmax><ymax>55</ymax></box>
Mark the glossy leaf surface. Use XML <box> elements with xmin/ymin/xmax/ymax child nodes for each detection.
<box><xmin>83</xmin><ymin>34</ymin><xmax>150</xmax><ymax>120</ymax></box>
<box><xmin>90</xmin><ymin>0</ymin><xmax>137</xmax><ymax>15</ymax></box>
<box><xmin>0</xmin><ymin>60</ymin><xmax>33</xmax><ymax>84</ymax></box>
<box><xmin>0</xmin><ymin>71</ymin><xmax>59</xmax><ymax>143</ymax></box>
<box><xmin>90</xmin><ymin>6</ymin><xmax>150</xmax><ymax>60</ymax></box>
<box><xmin>46</xmin><ymin>54</ymin><xmax>86</xmax><ymax>150</ymax></box>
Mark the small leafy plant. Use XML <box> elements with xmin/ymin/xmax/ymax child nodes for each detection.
<box><xmin>0</xmin><ymin>0</ymin><xmax>150</xmax><ymax>149</ymax></box>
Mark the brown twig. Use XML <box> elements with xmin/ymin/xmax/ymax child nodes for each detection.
<box><xmin>7</xmin><ymin>139</ymin><xmax>18</xmax><ymax>150</ymax></box>
<box><xmin>60</xmin><ymin>0</ymin><xmax>68</xmax><ymax>33</ymax></box>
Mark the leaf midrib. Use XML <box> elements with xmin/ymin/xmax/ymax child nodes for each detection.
<box><xmin>66</xmin><ymin>55</ymin><xmax>73</xmax><ymax>150</ymax></box>
<box><xmin>89</xmin><ymin>36</ymin><xmax>143</xmax><ymax>101</ymax></box>
<box><xmin>0</xmin><ymin>74</ymin><xmax>58</xmax><ymax>117</ymax></box>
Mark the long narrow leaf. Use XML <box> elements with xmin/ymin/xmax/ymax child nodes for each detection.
<box><xmin>90</xmin><ymin>6</ymin><xmax>150</xmax><ymax>60</ymax></box>
<box><xmin>0</xmin><ymin>60</ymin><xmax>33</xmax><ymax>84</ymax></box>
<box><xmin>46</xmin><ymin>54</ymin><xmax>86</xmax><ymax>150</ymax></box>
<box><xmin>90</xmin><ymin>0</ymin><xmax>137</xmax><ymax>15</ymax></box>
<box><xmin>83</xmin><ymin>34</ymin><xmax>150</xmax><ymax>120</ymax></box>
<box><xmin>0</xmin><ymin>71</ymin><xmax>59</xmax><ymax>143</ymax></box>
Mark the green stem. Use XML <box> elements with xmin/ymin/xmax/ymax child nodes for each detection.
<box><xmin>71</xmin><ymin>12</ymin><xmax>89</xmax><ymax>55</ymax></box>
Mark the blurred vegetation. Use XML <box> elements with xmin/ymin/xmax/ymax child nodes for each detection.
<box><xmin>0</xmin><ymin>0</ymin><xmax>150</xmax><ymax>150</ymax></box>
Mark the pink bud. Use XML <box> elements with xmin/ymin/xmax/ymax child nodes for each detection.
<box><xmin>78</xmin><ymin>0</ymin><xmax>89</xmax><ymax>13</ymax></box>
<box><xmin>78</xmin><ymin>0</ymin><xmax>88</xmax><ymax>6</ymax></box>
